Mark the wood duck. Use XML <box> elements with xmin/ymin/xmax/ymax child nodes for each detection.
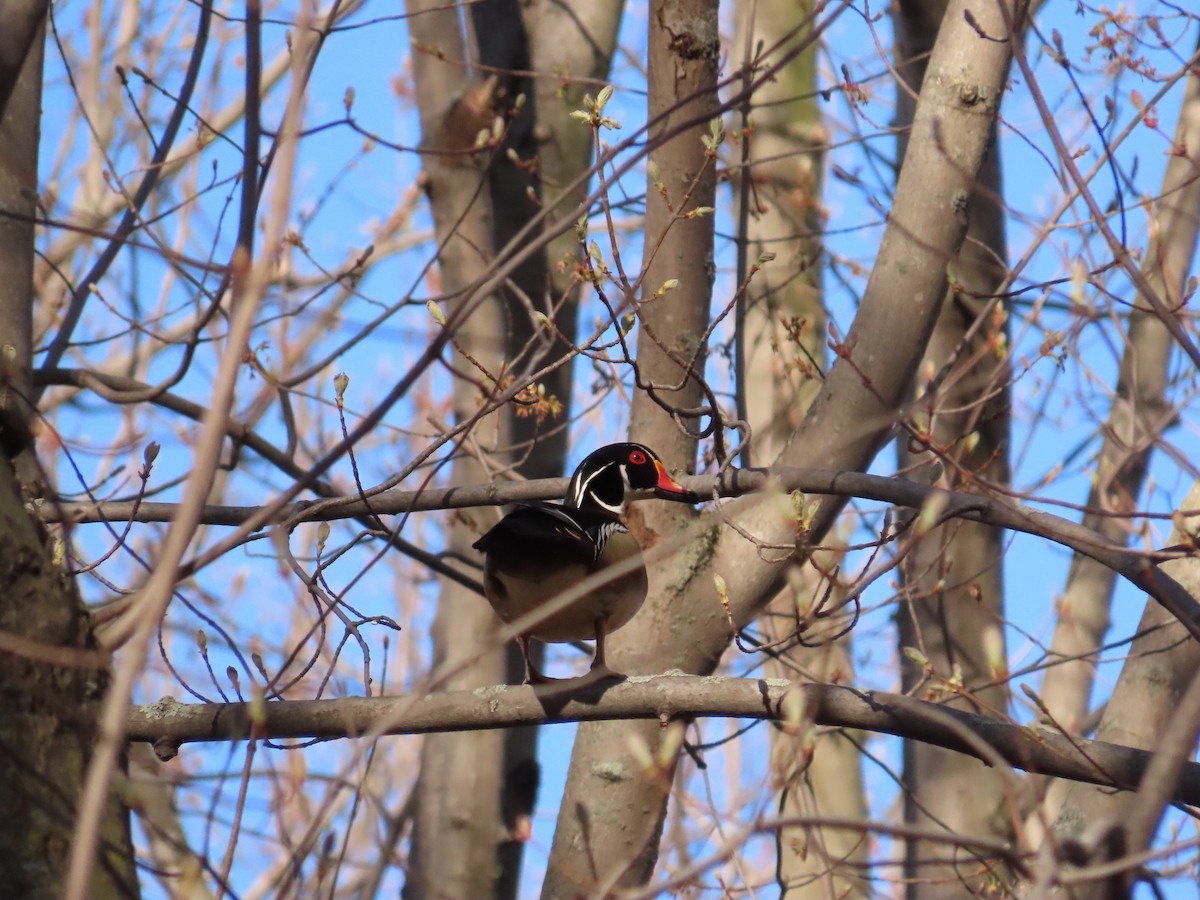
<box><xmin>472</xmin><ymin>443</ymin><xmax>698</xmax><ymax>684</ymax></box>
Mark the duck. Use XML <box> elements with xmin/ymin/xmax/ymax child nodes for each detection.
<box><xmin>472</xmin><ymin>443</ymin><xmax>698</xmax><ymax>683</ymax></box>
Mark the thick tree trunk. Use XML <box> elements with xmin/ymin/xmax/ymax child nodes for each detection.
<box><xmin>764</xmin><ymin>580</ymin><xmax>870</xmax><ymax>899</ymax></box>
<box><xmin>0</xmin><ymin>1</ymin><xmax>45</xmax><ymax>418</ymax></box>
<box><xmin>402</xmin><ymin>5</ymin><xmax>510</xmax><ymax>897</ymax></box>
<box><xmin>1044</xmin><ymin>483</ymin><xmax>1200</xmax><ymax>898</ymax></box>
<box><xmin>0</xmin><ymin>13</ymin><xmax>136</xmax><ymax>895</ymax></box>
<box><xmin>1034</xmin><ymin>59</ymin><xmax>1200</xmax><ymax>897</ymax></box>
<box><xmin>404</xmin><ymin>2</ymin><xmax>623</xmax><ymax>895</ymax></box>
<box><xmin>734</xmin><ymin>0</ymin><xmax>825</xmax><ymax>461</ymax></box>
<box><xmin>543</xmin><ymin>0</ymin><xmax>1025</xmax><ymax>891</ymax></box>
<box><xmin>542</xmin><ymin>1</ymin><xmax>719</xmax><ymax>894</ymax></box>
<box><xmin>625</xmin><ymin>0</ymin><xmax>719</xmax><ymax>472</ymax></box>
<box><xmin>733</xmin><ymin>1</ymin><xmax>868</xmax><ymax>895</ymax></box>
<box><xmin>891</xmin><ymin>0</ymin><xmax>1014</xmax><ymax>895</ymax></box>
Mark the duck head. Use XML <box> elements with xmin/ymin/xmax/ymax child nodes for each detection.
<box><xmin>565</xmin><ymin>442</ymin><xmax>699</xmax><ymax>515</ymax></box>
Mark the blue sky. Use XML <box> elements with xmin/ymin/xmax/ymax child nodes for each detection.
<box><xmin>33</xmin><ymin>0</ymin><xmax>1200</xmax><ymax>895</ymax></box>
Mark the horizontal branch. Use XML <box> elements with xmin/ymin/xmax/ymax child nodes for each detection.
<box><xmin>37</xmin><ymin>466</ymin><xmax>1173</xmax><ymax>531</ymax></box>
<box><xmin>130</xmin><ymin>674</ymin><xmax>1200</xmax><ymax>805</ymax></box>
<box><xmin>49</xmin><ymin>473</ymin><xmax>573</xmax><ymax>526</ymax></box>
<box><xmin>52</xmin><ymin>466</ymin><xmax>1200</xmax><ymax>637</ymax></box>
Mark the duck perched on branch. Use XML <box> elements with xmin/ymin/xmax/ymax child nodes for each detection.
<box><xmin>472</xmin><ymin>443</ymin><xmax>698</xmax><ymax>684</ymax></box>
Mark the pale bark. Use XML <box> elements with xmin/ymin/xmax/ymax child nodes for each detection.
<box><xmin>891</xmin><ymin>0</ymin><xmax>1015</xmax><ymax>894</ymax></box>
<box><xmin>734</xmin><ymin>1</ymin><xmax>867</xmax><ymax>895</ymax></box>
<box><xmin>402</xmin><ymin>5</ymin><xmax>510</xmax><ymax>897</ymax></box>
<box><xmin>765</xmin><ymin>597</ymin><xmax>870</xmax><ymax>899</ymax></box>
<box><xmin>1037</xmin><ymin>36</ymin><xmax>1200</xmax><ymax>759</ymax></box>
<box><xmin>405</xmin><ymin>2</ymin><xmax>625</xmax><ymax>894</ymax></box>
<box><xmin>543</xmin><ymin>0</ymin><xmax>1027</xmax><ymax>892</ymax></box>
<box><xmin>1043</xmin><ymin>483</ymin><xmax>1200</xmax><ymax>898</ymax></box>
<box><xmin>542</xmin><ymin>1</ymin><xmax>720</xmax><ymax>894</ymax></box>
<box><xmin>735</xmin><ymin>0</ymin><xmax>826</xmax><ymax>460</ymax></box>
<box><xmin>521</xmin><ymin>0</ymin><xmax>623</xmax><ymax>338</ymax></box>
<box><xmin>128</xmin><ymin>743</ymin><xmax>215</xmax><ymax>900</ymax></box>
<box><xmin>625</xmin><ymin>0</ymin><xmax>719</xmax><ymax>472</ymax></box>
<box><xmin>127</xmin><ymin>676</ymin><xmax>1200</xmax><ymax>805</ymax></box>
<box><xmin>1025</xmin><ymin>67</ymin><xmax>1200</xmax><ymax>874</ymax></box>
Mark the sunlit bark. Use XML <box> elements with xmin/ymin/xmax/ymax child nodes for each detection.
<box><xmin>1037</xmin><ymin>37</ymin><xmax>1200</xmax><ymax>825</ymax></box>
<box><xmin>733</xmin><ymin>1</ymin><xmax>867</xmax><ymax>894</ymax></box>
<box><xmin>544</xmin><ymin>0</ymin><xmax>1025</xmax><ymax>892</ymax></box>
<box><xmin>543</xmin><ymin>0</ymin><xmax>720</xmax><ymax>893</ymax></box>
<box><xmin>403</xmin><ymin>4</ymin><xmax>509</xmax><ymax>895</ymax></box>
<box><xmin>889</xmin><ymin>0</ymin><xmax>1015</xmax><ymax>894</ymax></box>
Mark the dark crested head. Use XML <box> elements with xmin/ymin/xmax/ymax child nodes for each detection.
<box><xmin>566</xmin><ymin>442</ymin><xmax>699</xmax><ymax>513</ymax></box>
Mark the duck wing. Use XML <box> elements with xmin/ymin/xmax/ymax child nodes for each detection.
<box><xmin>472</xmin><ymin>503</ymin><xmax>622</xmax><ymax>567</ymax></box>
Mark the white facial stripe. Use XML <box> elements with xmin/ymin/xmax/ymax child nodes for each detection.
<box><xmin>572</xmin><ymin>460</ymin><xmax>625</xmax><ymax>513</ymax></box>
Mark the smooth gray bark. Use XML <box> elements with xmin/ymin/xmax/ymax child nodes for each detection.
<box><xmin>542</xmin><ymin>0</ymin><xmax>1027</xmax><ymax>892</ymax></box>
<box><xmin>892</xmin><ymin>0</ymin><xmax>1015</xmax><ymax>894</ymax></box>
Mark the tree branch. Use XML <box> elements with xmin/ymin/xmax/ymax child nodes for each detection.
<box><xmin>128</xmin><ymin>674</ymin><xmax>1200</xmax><ymax>806</ymax></box>
<box><xmin>51</xmin><ymin>466</ymin><xmax>1200</xmax><ymax>640</ymax></box>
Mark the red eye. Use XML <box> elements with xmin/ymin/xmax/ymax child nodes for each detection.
<box><xmin>628</xmin><ymin>449</ymin><xmax>647</xmax><ymax>465</ymax></box>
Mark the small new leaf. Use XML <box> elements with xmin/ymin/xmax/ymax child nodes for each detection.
<box><xmin>652</xmin><ymin>279</ymin><xmax>679</xmax><ymax>299</ymax></box>
<box><xmin>701</xmin><ymin>117</ymin><xmax>725</xmax><ymax>152</ymax></box>
<box><xmin>902</xmin><ymin>646</ymin><xmax>929</xmax><ymax>669</ymax></box>
<box><xmin>647</xmin><ymin>161</ymin><xmax>664</xmax><ymax>193</ymax></box>
<box><xmin>983</xmin><ymin>625</ymin><xmax>1007</xmax><ymax>680</ymax></box>
<box><xmin>714</xmin><ymin>573</ymin><xmax>729</xmax><ymax>607</ymax></box>
<box><xmin>915</xmin><ymin>492</ymin><xmax>948</xmax><ymax>536</ymax></box>
<box><xmin>658</xmin><ymin>720</ymin><xmax>685</xmax><ymax>767</ymax></box>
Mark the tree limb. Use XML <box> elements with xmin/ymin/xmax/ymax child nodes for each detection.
<box><xmin>127</xmin><ymin>674</ymin><xmax>1200</xmax><ymax>808</ymax></box>
<box><xmin>50</xmin><ymin>466</ymin><xmax>1200</xmax><ymax>640</ymax></box>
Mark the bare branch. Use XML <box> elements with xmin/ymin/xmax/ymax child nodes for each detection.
<box><xmin>128</xmin><ymin>674</ymin><xmax>1200</xmax><ymax>808</ymax></box>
